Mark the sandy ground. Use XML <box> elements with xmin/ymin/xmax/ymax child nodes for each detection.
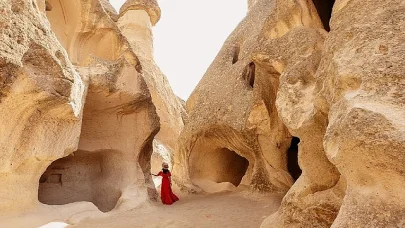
<box><xmin>70</xmin><ymin>191</ymin><xmax>283</xmax><ymax>228</ymax></box>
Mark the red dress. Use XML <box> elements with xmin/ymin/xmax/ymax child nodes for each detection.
<box><xmin>157</xmin><ymin>171</ymin><xmax>179</xmax><ymax>205</ymax></box>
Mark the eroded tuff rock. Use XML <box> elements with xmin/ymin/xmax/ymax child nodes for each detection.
<box><xmin>319</xmin><ymin>0</ymin><xmax>405</xmax><ymax>227</ymax></box>
<box><xmin>117</xmin><ymin>0</ymin><xmax>185</xmax><ymax>173</ymax></box>
<box><xmin>0</xmin><ymin>0</ymin><xmax>85</xmax><ymax>212</ymax></box>
<box><xmin>0</xmin><ymin>0</ymin><xmax>183</xmax><ymax>224</ymax></box>
<box><xmin>37</xmin><ymin>0</ymin><xmax>162</xmax><ymax>213</ymax></box>
<box><xmin>263</xmin><ymin>0</ymin><xmax>405</xmax><ymax>227</ymax></box>
<box><xmin>175</xmin><ymin>0</ymin><xmax>326</xmax><ymax>193</ymax></box>
<box><xmin>180</xmin><ymin>0</ymin><xmax>404</xmax><ymax>227</ymax></box>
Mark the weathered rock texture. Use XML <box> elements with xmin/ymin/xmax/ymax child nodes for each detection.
<box><xmin>0</xmin><ymin>0</ymin><xmax>183</xmax><ymax>224</ymax></box>
<box><xmin>117</xmin><ymin>0</ymin><xmax>185</xmax><ymax>173</ymax></box>
<box><xmin>37</xmin><ymin>0</ymin><xmax>162</xmax><ymax>213</ymax></box>
<box><xmin>318</xmin><ymin>0</ymin><xmax>405</xmax><ymax>227</ymax></box>
<box><xmin>175</xmin><ymin>0</ymin><xmax>315</xmax><ymax>193</ymax></box>
<box><xmin>180</xmin><ymin>0</ymin><xmax>404</xmax><ymax>227</ymax></box>
<box><xmin>263</xmin><ymin>0</ymin><xmax>405</xmax><ymax>227</ymax></box>
<box><xmin>0</xmin><ymin>0</ymin><xmax>85</xmax><ymax>212</ymax></box>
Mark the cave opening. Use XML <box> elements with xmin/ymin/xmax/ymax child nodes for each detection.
<box><xmin>232</xmin><ymin>46</ymin><xmax>240</xmax><ymax>64</ymax></box>
<box><xmin>38</xmin><ymin>150</ymin><xmax>123</xmax><ymax>212</ymax></box>
<box><xmin>287</xmin><ymin>137</ymin><xmax>302</xmax><ymax>181</ymax></box>
<box><xmin>242</xmin><ymin>62</ymin><xmax>256</xmax><ymax>88</ymax></box>
<box><xmin>191</xmin><ymin>147</ymin><xmax>249</xmax><ymax>187</ymax></box>
<box><xmin>312</xmin><ymin>0</ymin><xmax>335</xmax><ymax>31</ymax></box>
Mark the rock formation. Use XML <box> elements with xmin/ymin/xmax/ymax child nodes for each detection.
<box><xmin>1</xmin><ymin>0</ymin><xmax>404</xmax><ymax>227</ymax></box>
<box><xmin>178</xmin><ymin>0</ymin><xmax>405</xmax><ymax>227</ymax></box>
<box><xmin>0</xmin><ymin>0</ymin><xmax>86</xmax><ymax>212</ymax></box>
<box><xmin>264</xmin><ymin>0</ymin><xmax>405</xmax><ymax>227</ymax></box>
<box><xmin>175</xmin><ymin>0</ymin><xmax>317</xmax><ymax>193</ymax></box>
<box><xmin>0</xmin><ymin>0</ymin><xmax>183</xmax><ymax>225</ymax></box>
<box><xmin>316</xmin><ymin>0</ymin><xmax>405</xmax><ymax>227</ymax></box>
<box><xmin>117</xmin><ymin>0</ymin><xmax>185</xmax><ymax>173</ymax></box>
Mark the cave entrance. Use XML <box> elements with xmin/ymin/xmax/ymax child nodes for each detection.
<box><xmin>242</xmin><ymin>62</ymin><xmax>256</xmax><ymax>88</ymax></box>
<box><xmin>287</xmin><ymin>137</ymin><xmax>302</xmax><ymax>181</ymax></box>
<box><xmin>190</xmin><ymin>147</ymin><xmax>249</xmax><ymax>188</ymax></box>
<box><xmin>38</xmin><ymin>150</ymin><xmax>123</xmax><ymax>212</ymax></box>
<box><xmin>312</xmin><ymin>0</ymin><xmax>335</xmax><ymax>31</ymax></box>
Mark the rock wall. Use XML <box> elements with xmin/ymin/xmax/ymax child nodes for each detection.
<box><xmin>0</xmin><ymin>0</ymin><xmax>86</xmax><ymax>212</ymax></box>
<box><xmin>0</xmin><ymin>0</ymin><xmax>183</xmax><ymax>224</ymax></box>
<box><xmin>176</xmin><ymin>0</ymin><xmax>318</xmax><ymax>193</ymax></box>
<box><xmin>117</xmin><ymin>0</ymin><xmax>185</xmax><ymax>174</ymax></box>
<box><xmin>179</xmin><ymin>0</ymin><xmax>405</xmax><ymax>227</ymax></box>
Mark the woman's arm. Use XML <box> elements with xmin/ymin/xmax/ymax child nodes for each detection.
<box><xmin>151</xmin><ymin>171</ymin><xmax>162</xmax><ymax>177</ymax></box>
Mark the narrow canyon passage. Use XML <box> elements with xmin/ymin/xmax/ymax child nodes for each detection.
<box><xmin>71</xmin><ymin>191</ymin><xmax>283</xmax><ymax>228</ymax></box>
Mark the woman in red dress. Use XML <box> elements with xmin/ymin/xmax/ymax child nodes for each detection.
<box><xmin>151</xmin><ymin>162</ymin><xmax>179</xmax><ymax>205</ymax></box>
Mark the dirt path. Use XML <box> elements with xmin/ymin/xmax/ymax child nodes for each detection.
<box><xmin>71</xmin><ymin>191</ymin><xmax>283</xmax><ymax>228</ymax></box>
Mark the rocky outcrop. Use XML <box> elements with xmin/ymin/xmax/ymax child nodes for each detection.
<box><xmin>117</xmin><ymin>0</ymin><xmax>185</xmax><ymax>173</ymax></box>
<box><xmin>0</xmin><ymin>0</ymin><xmax>182</xmax><ymax>225</ymax></box>
<box><xmin>254</xmin><ymin>0</ymin><xmax>344</xmax><ymax>226</ymax></box>
<box><xmin>318</xmin><ymin>0</ymin><xmax>405</xmax><ymax>227</ymax></box>
<box><xmin>175</xmin><ymin>0</ymin><xmax>321</xmax><ymax>193</ymax></box>
<box><xmin>179</xmin><ymin>0</ymin><xmax>404</xmax><ymax>227</ymax></box>
<box><xmin>0</xmin><ymin>0</ymin><xmax>85</xmax><ymax>212</ymax></box>
<box><xmin>37</xmin><ymin>0</ymin><xmax>161</xmax><ymax>213</ymax></box>
<box><xmin>263</xmin><ymin>0</ymin><xmax>405</xmax><ymax>227</ymax></box>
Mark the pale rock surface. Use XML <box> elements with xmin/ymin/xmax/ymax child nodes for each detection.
<box><xmin>177</xmin><ymin>0</ymin><xmax>404</xmax><ymax>227</ymax></box>
<box><xmin>253</xmin><ymin>0</ymin><xmax>404</xmax><ymax>227</ymax></box>
<box><xmin>253</xmin><ymin>0</ymin><xmax>344</xmax><ymax>227</ymax></box>
<box><xmin>319</xmin><ymin>0</ymin><xmax>405</xmax><ymax>227</ymax></box>
<box><xmin>1</xmin><ymin>0</ymin><xmax>404</xmax><ymax>227</ymax></box>
<box><xmin>175</xmin><ymin>0</ymin><xmax>321</xmax><ymax>193</ymax></box>
<box><xmin>0</xmin><ymin>0</ymin><xmax>182</xmax><ymax>226</ymax></box>
<box><xmin>37</xmin><ymin>0</ymin><xmax>161</xmax><ymax>213</ymax></box>
<box><xmin>0</xmin><ymin>0</ymin><xmax>85</xmax><ymax>212</ymax></box>
<box><xmin>117</xmin><ymin>0</ymin><xmax>185</xmax><ymax>174</ymax></box>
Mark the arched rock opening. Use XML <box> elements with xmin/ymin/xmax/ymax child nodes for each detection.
<box><xmin>190</xmin><ymin>146</ymin><xmax>249</xmax><ymax>188</ymax></box>
<box><xmin>312</xmin><ymin>0</ymin><xmax>335</xmax><ymax>31</ymax></box>
<box><xmin>287</xmin><ymin>137</ymin><xmax>301</xmax><ymax>181</ymax></box>
<box><xmin>38</xmin><ymin>150</ymin><xmax>125</xmax><ymax>212</ymax></box>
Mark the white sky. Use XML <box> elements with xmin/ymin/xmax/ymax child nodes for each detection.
<box><xmin>110</xmin><ymin>0</ymin><xmax>247</xmax><ymax>100</ymax></box>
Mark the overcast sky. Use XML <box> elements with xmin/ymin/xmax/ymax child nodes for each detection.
<box><xmin>110</xmin><ymin>0</ymin><xmax>247</xmax><ymax>100</ymax></box>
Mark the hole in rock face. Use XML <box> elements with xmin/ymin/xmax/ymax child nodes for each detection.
<box><xmin>191</xmin><ymin>147</ymin><xmax>249</xmax><ymax>187</ymax></box>
<box><xmin>242</xmin><ymin>62</ymin><xmax>256</xmax><ymax>88</ymax></box>
<box><xmin>232</xmin><ymin>46</ymin><xmax>240</xmax><ymax>64</ymax></box>
<box><xmin>45</xmin><ymin>0</ymin><xmax>52</xmax><ymax>11</ymax></box>
<box><xmin>287</xmin><ymin>137</ymin><xmax>302</xmax><ymax>181</ymax></box>
<box><xmin>38</xmin><ymin>150</ymin><xmax>123</xmax><ymax>212</ymax></box>
<box><xmin>312</xmin><ymin>0</ymin><xmax>335</xmax><ymax>31</ymax></box>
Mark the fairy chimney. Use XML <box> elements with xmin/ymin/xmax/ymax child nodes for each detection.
<box><xmin>117</xmin><ymin>0</ymin><xmax>161</xmax><ymax>58</ymax></box>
